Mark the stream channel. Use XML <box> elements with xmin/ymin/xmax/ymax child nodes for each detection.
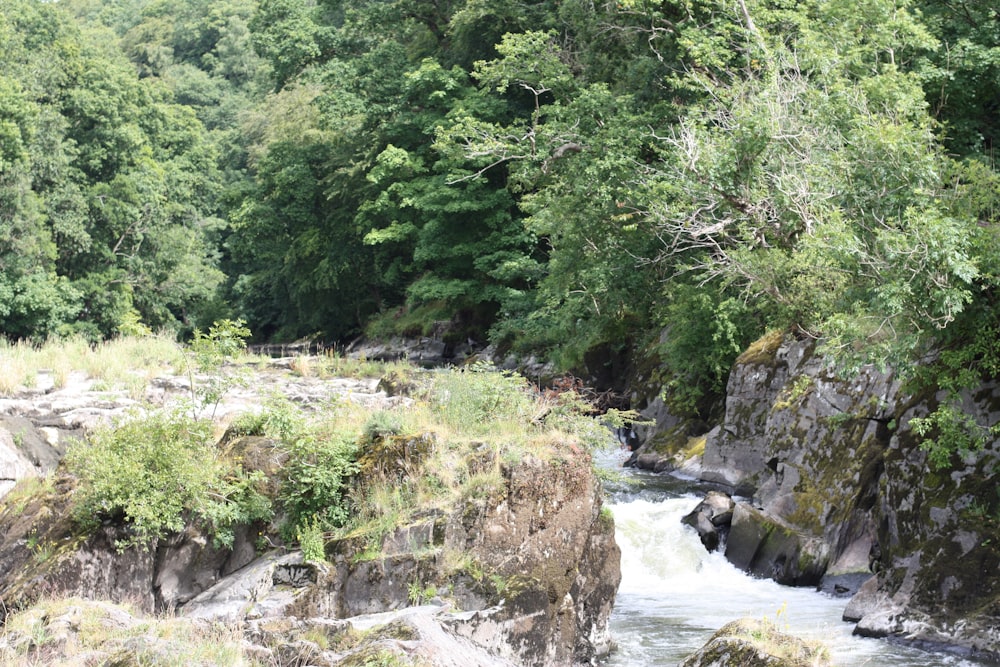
<box><xmin>595</xmin><ymin>447</ymin><xmax>994</xmax><ymax>667</ymax></box>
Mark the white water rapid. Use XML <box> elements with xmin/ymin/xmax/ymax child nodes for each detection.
<box><xmin>597</xmin><ymin>451</ymin><xmax>989</xmax><ymax>667</ymax></box>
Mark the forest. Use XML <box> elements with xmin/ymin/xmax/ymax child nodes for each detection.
<box><xmin>2</xmin><ymin>0</ymin><xmax>1000</xmax><ymax>424</ymax></box>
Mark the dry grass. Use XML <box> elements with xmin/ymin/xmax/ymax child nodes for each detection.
<box><xmin>0</xmin><ymin>598</ymin><xmax>256</xmax><ymax>666</ymax></box>
<box><xmin>320</xmin><ymin>365</ymin><xmax>607</xmax><ymax>557</ymax></box>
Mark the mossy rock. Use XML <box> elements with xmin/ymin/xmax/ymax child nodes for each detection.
<box><xmin>726</xmin><ymin>504</ymin><xmax>829</xmax><ymax>586</ymax></box>
<box><xmin>357</xmin><ymin>432</ymin><xmax>436</xmax><ymax>480</ymax></box>
<box><xmin>736</xmin><ymin>330</ymin><xmax>786</xmax><ymax>367</ymax></box>
<box><xmin>680</xmin><ymin>617</ymin><xmax>831</xmax><ymax>667</ymax></box>
<box><xmin>377</xmin><ymin>367</ymin><xmax>420</xmax><ymax>397</ymax></box>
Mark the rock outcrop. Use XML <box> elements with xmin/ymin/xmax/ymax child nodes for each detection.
<box><xmin>679</xmin><ymin>617</ymin><xmax>831</xmax><ymax>667</ymax></box>
<box><xmin>680</xmin><ymin>491</ymin><xmax>734</xmax><ymax>551</ymax></box>
<box><xmin>634</xmin><ymin>330</ymin><xmax>1000</xmax><ymax>659</ymax></box>
<box><xmin>0</xmin><ymin>359</ymin><xmax>620</xmax><ymax>667</ymax></box>
<box><xmin>0</xmin><ymin>449</ymin><xmax>618</xmax><ymax>666</ymax></box>
<box><xmin>180</xmin><ymin>451</ymin><xmax>620</xmax><ymax>667</ymax></box>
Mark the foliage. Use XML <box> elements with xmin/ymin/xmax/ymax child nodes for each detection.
<box><xmin>910</xmin><ymin>404</ymin><xmax>1000</xmax><ymax>470</ymax></box>
<box><xmin>429</xmin><ymin>361</ymin><xmax>537</xmax><ymax>436</ymax></box>
<box><xmin>228</xmin><ymin>393</ymin><xmax>304</xmax><ymax>441</ymax></box>
<box><xmin>5</xmin><ymin>0</ymin><xmax>1000</xmax><ymax>476</ymax></box>
<box><xmin>657</xmin><ymin>284</ymin><xmax>761</xmax><ymax>416</ymax></box>
<box><xmin>66</xmin><ymin>407</ymin><xmax>271</xmax><ymax>551</ymax></box>
<box><xmin>363</xmin><ymin>411</ymin><xmax>405</xmax><ymax>443</ymax></box>
<box><xmin>407</xmin><ymin>580</ymin><xmax>438</xmax><ymax>606</ymax></box>
<box><xmin>185</xmin><ymin>318</ymin><xmax>251</xmax><ymax>417</ymax></box>
<box><xmin>0</xmin><ymin>0</ymin><xmax>229</xmax><ymax>340</ymax></box>
<box><xmin>297</xmin><ymin>517</ymin><xmax>327</xmax><ymax>563</ymax></box>
<box><xmin>279</xmin><ymin>428</ymin><xmax>359</xmax><ymax>539</ymax></box>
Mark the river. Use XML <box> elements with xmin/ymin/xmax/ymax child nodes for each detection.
<box><xmin>597</xmin><ymin>449</ymin><xmax>993</xmax><ymax>667</ymax></box>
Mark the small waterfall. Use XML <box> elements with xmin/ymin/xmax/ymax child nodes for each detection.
<box><xmin>597</xmin><ymin>449</ymin><xmax>986</xmax><ymax>667</ymax></box>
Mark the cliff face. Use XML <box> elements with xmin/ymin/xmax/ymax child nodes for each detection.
<box><xmin>703</xmin><ymin>335</ymin><xmax>897</xmax><ymax>586</ymax></box>
<box><xmin>856</xmin><ymin>384</ymin><xmax>1000</xmax><ymax>656</ymax></box>
<box><xmin>640</xmin><ymin>332</ymin><xmax>999</xmax><ymax>659</ymax></box>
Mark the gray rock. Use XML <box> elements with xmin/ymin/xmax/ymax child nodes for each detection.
<box><xmin>724</xmin><ymin>504</ymin><xmax>829</xmax><ymax>586</ymax></box>
<box><xmin>842</xmin><ymin>575</ymin><xmax>881</xmax><ymax>622</ymax></box>
<box><xmin>681</xmin><ymin>492</ymin><xmax>735</xmax><ymax>552</ymax></box>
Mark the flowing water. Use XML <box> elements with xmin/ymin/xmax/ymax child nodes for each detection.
<box><xmin>596</xmin><ymin>449</ymin><xmax>993</xmax><ymax>667</ymax></box>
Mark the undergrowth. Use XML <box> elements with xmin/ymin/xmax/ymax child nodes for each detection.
<box><xmin>36</xmin><ymin>335</ymin><xmax>629</xmax><ymax>566</ymax></box>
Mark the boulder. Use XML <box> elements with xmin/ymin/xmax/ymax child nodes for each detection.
<box><xmin>0</xmin><ymin>415</ymin><xmax>67</xmax><ymax>499</ymax></box>
<box><xmin>841</xmin><ymin>575</ymin><xmax>881</xmax><ymax>623</ymax></box>
<box><xmin>681</xmin><ymin>491</ymin><xmax>735</xmax><ymax>551</ymax></box>
<box><xmin>680</xmin><ymin>617</ymin><xmax>831</xmax><ymax>667</ymax></box>
<box><xmin>724</xmin><ymin>504</ymin><xmax>829</xmax><ymax>586</ymax></box>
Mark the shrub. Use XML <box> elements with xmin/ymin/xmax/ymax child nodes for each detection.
<box><xmin>228</xmin><ymin>394</ymin><xmax>304</xmax><ymax>441</ymax></box>
<box><xmin>66</xmin><ymin>407</ymin><xmax>271</xmax><ymax>551</ymax></box>
<box><xmin>363</xmin><ymin>411</ymin><xmax>404</xmax><ymax>444</ymax></box>
<box><xmin>279</xmin><ymin>430</ymin><xmax>359</xmax><ymax>539</ymax></box>
<box><xmin>185</xmin><ymin>318</ymin><xmax>252</xmax><ymax>417</ymax></box>
<box><xmin>297</xmin><ymin>518</ymin><xmax>327</xmax><ymax>562</ymax></box>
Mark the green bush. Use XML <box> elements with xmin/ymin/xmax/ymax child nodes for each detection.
<box><xmin>280</xmin><ymin>430</ymin><xmax>360</xmax><ymax>539</ymax></box>
<box><xmin>228</xmin><ymin>395</ymin><xmax>304</xmax><ymax>441</ymax></box>
<box><xmin>910</xmin><ymin>403</ymin><xmax>999</xmax><ymax>470</ymax></box>
<box><xmin>66</xmin><ymin>408</ymin><xmax>271</xmax><ymax>551</ymax></box>
<box><xmin>297</xmin><ymin>517</ymin><xmax>327</xmax><ymax>562</ymax></box>
<box><xmin>363</xmin><ymin>411</ymin><xmax>404</xmax><ymax>443</ymax></box>
<box><xmin>657</xmin><ymin>284</ymin><xmax>761</xmax><ymax>417</ymax></box>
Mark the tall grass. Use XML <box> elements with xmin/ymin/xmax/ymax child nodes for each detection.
<box><xmin>316</xmin><ymin>363</ymin><xmax>613</xmax><ymax>559</ymax></box>
<box><xmin>0</xmin><ymin>598</ymin><xmax>254</xmax><ymax>666</ymax></box>
<box><xmin>0</xmin><ymin>334</ymin><xmax>187</xmax><ymax>396</ymax></box>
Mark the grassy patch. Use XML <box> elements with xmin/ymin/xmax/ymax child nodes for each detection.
<box><xmin>0</xmin><ymin>334</ymin><xmax>186</xmax><ymax>397</ymax></box>
<box><xmin>0</xmin><ymin>598</ymin><xmax>252</xmax><ymax>667</ymax></box>
<box><xmin>736</xmin><ymin>329</ymin><xmax>786</xmax><ymax>366</ymax></box>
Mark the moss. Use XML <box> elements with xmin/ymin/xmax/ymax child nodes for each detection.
<box><xmin>598</xmin><ymin>505</ymin><xmax>615</xmax><ymax>531</ymax></box>
<box><xmin>786</xmin><ymin>491</ymin><xmax>826</xmax><ymax>534</ymax></box>
<box><xmin>685</xmin><ymin>435</ymin><xmax>707</xmax><ymax>457</ymax></box>
<box><xmin>736</xmin><ymin>329</ymin><xmax>786</xmax><ymax>367</ymax></box>
<box><xmin>338</xmin><ymin>647</ymin><xmax>415</xmax><ymax>667</ymax></box>
<box><xmin>357</xmin><ymin>432</ymin><xmax>435</xmax><ymax>481</ymax></box>
<box><xmin>688</xmin><ymin>618</ymin><xmax>831</xmax><ymax>667</ymax></box>
<box><xmin>646</xmin><ymin>422</ymin><xmax>708</xmax><ymax>458</ymax></box>
<box><xmin>771</xmin><ymin>375</ymin><xmax>813</xmax><ymax>412</ymax></box>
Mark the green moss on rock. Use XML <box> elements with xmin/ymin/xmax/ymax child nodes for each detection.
<box><xmin>736</xmin><ymin>330</ymin><xmax>786</xmax><ymax>367</ymax></box>
<box><xmin>680</xmin><ymin>618</ymin><xmax>831</xmax><ymax>667</ymax></box>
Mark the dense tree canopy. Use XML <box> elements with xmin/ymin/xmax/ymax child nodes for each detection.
<box><xmin>2</xmin><ymin>0</ymin><xmax>1000</xmax><ymax>421</ymax></box>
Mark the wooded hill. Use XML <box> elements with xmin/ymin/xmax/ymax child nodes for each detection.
<box><xmin>3</xmin><ymin>0</ymin><xmax>1000</xmax><ymax>427</ymax></box>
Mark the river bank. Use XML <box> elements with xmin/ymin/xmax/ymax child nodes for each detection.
<box><xmin>599</xmin><ymin>452</ymin><xmax>996</xmax><ymax>667</ymax></box>
<box><xmin>625</xmin><ymin>331</ymin><xmax>1000</xmax><ymax>663</ymax></box>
